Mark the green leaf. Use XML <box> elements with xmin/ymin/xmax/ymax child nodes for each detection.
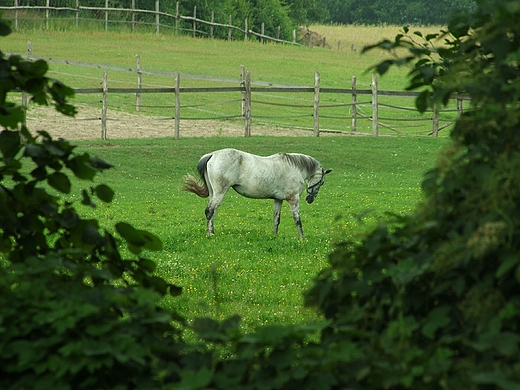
<box><xmin>415</xmin><ymin>90</ymin><xmax>430</xmax><ymax>112</ymax></box>
<box><xmin>116</xmin><ymin>222</ymin><xmax>145</xmax><ymax>246</ymax></box>
<box><xmin>220</xmin><ymin>314</ymin><xmax>241</xmax><ymax>333</ymax></box>
<box><xmin>138</xmin><ymin>258</ymin><xmax>157</xmax><ymax>273</ymax></box>
<box><xmin>0</xmin><ymin>105</ymin><xmax>25</xmax><ymax>129</ymax></box>
<box><xmin>473</xmin><ymin>371</ymin><xmax>520</xmax><ymax>390</ymax></box>
<box><xmin>177</xmin><ymin>367</ymin><xmax>213</xmax><ymax>390</ymax></box>
<box><xmin>496</xmin><ymin>255</ymin><xmax>519</xmax><ymax>278</ymax></box>
<box><xmin>515</xmin><ymin>264</ymin><xmax>520</xmax><ymax>284</ymax></box>
<box><xmin>115</xmin><ymin>222</ymin><xmax>163</xmax><ymax>252</ymax></box>
<box><xmin>0</xmin><ymin>19</ymin><xmax>12</xmax><ymax>36</ymax></box>
<box><xmin>140</xmin><ymin>230</ymin><xmax>163</xmax><ymax>251</ymax></box>
<box><xmin>94</xmin><ymin>184</ymin><xmax>114</xmax><ymax>203</ymax></box>
<box><xmin>89</xmin><ymin>155</ymin><xmax>113</xmax><ymax>171</ymax></box>
<box><xmin>47</xmin><ymin>172</ymin><xmax>71</xmax><ymax>194</ymax></box>
<box><xmin>24</xmin><ymin>143</ymin><xmax>46</xmax><ymax>159</ymax></box>
<box><xmin>144</xmin><ymin>275</ymin><xmax>168</xmax><ymax>294</ymax></box>
<box><xmin>30</xmin><ymin>59</ymin><xmax>49</xmax><ymax>77</ymax></box>
<box><xmin>0</xmin><ymin>129</ymin><xmax>21</xmax><ymax>162</ymax></box>
<box><xmin>82</xmin><ymin>224</ymin><xmax>105</xmax><ymax>246</ymax></box>
<box><xmin>375</xmin><ymin>60</ymin><xmax>394</xmax><ymax>76</ymax></box>
<box><xmin>192</xmin><ymin>317</ymin><xmax>222</xmax><ymax>339</ymax></box>
<box><xmin>422</xmin><ymin>305</ymin><xmax>451</xmax><ymax>339</ymax></box>
<box><xmin>81</xmin><ymin>189</ymin><xmax>96</xmax><ymax>208</ymax></box>
<box><xmin>169</xmin><ymin>284</ymin><xmax>183</xmax><ymax>297</ymax></box>
<box><xmin>68</xmin><ymin>154</ymin><xmax>98</xmax><ymax>180</ymax></box>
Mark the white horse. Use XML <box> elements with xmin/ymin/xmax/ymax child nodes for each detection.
<box><xmin>183</xmin><ymin>148</ymin><xmax>331</xmax><ymax>237</ymax></box>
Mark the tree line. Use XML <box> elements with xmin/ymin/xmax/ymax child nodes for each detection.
<box><xmin>12</xmin><ymin>0</ymin><xmax>480</xmax><ymax>39</ymax></box>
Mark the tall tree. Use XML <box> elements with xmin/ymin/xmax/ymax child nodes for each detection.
<box><xmin>284</xmin><ymin>0</ymin><xmax>329</xmax><ymax>25</ymax></box>
<box><xmin>319</xmin><ymin>0</ymin><xmax>476</xmax><ymax>25</ymax></box>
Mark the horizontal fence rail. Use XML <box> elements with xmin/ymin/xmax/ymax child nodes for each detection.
<box><xmin>1</xmin><ymin>0</ymin><xmax>303</xmax><ymax>45</ymax></box>
<box><xmin>13</xmin><ymin>44</ymin><xmax>469</xmax><ymax>140</ymax></box>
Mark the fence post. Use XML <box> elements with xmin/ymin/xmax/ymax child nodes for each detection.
<box><xmin>210</xmin><ymin>11</ymin><xmax>214</xmax><ymax>38</ymax></box>
<box><xmin>102</xmin><ymin>71</ymin><xmax>108</xmax><ymax>140</ymax></box>
<box><xmin>432</xmin><ymin>102</ymin><xmax>439</xmax><ymax>137</ymax></box>
<box><xmin>174</xmin><ymin>1</ymin><xmax>179</xmax><ymax>36</ymax></box>
<box><xmin>244</xmin><ymin>70</ymin><xmax>251</xmax><ymax>137</ymax></box>
<box><xmin>276</xmin><ymin>26</ymin><xmax>280</xmax><ymax>40</ymax></box>
<box><xmin>155</xmin><ymin>0</ymin><xmax>159</xmax><ymax>34</ymax></box>
<box><xmin>46</xmin><ymin>0</ymin><xmax>50</xmax><ymax>30</ymax></box>
<box><xmin>240</xmin><ymin>65</ymin><xmax>245</xmax><ymax>117</ymax></box>
<box><xmin>22</xmin><ymin>41</ymin><xmax>32</xmax><ymax>125</ymax></box>
<box><xmin>261</xmin><ymin>23</ymin><xmax>264</xmax><ymax>44</ymax></box>
<box><xmin>104</xmin><ymin>0</ymin><xmax>108</xmax><ymax>32</ymax></box>
<box><xmin>192</xmin><ymin>6</ymin><xmax>196</xmax><ymax>38</ymax></box>
<box><xmin>244</xmin><ymin>19</ymin><xmax>248</xmax><ymax>41</ymax></box>
<box><xmin>314</xmin><ymin>71</ymin><xmax>320</xmax><ymax>137</ymax></box>
<box><xmin>292</xmin><ymin>29</ymin><xmax>296</xmax><ymax>43</ymax></box>
<box><xmin>135</xmin><ymin>54</ymin><xmax>141</xmax><ymax>111</ymax></box>
<box><xmin>14</xmin><ymin>0</ymin><xmax>18</xmax><ymax>31</ymax></box>
<box><xmin>175</xmin><ymin>72</ymin><xmax>180</xmax><ymax>139</ymax></box>
<box><xmin>76</xmin><ymin>0</ymin><xmax>79</xmax><ymax>28</ymax></box>
<box><xmin>351</xmin><ymin>75</ymin><xmax>357</xmax><ymax>133</ymax></box>
<box><xmin>130</xmin><ymin>0</ymin><xmax>135</xmax><ymax>32</ymax></box>
<box><xmin>457</xmin><ymin>97</ymin><xmax>463</xmax><ymax>119</ymax></box>
<box><xmin>371</xmin><ymin>73</ymin><xmax>378</xmax><ymax>136</ymax></box>
<box><xmin>228</xmin><ymin>15</ymin><xmax>232</xmax><ymax>41</ymax></box>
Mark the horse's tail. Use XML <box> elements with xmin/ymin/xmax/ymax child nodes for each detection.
<box><xmin>182</xmin><ymin>153</ymin><xmax>212</xmax><ymax>198</ymax></box>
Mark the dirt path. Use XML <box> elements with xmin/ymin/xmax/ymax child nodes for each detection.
<box><xmin>26</xmin><ymin>105</ymin><xmax>321</xmax><ymax>140</ymax></box>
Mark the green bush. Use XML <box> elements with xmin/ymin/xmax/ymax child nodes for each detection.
<box><xmin>304</xmin><ymin>0</ymin><xmax>520</xmax><ymax>388</ymax></box>
<box><xmin>0</xmin><ymin>17</ymin><xmax>213</xmax><ymax>389</ymax></box>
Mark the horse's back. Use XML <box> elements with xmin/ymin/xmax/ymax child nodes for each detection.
<box><xmin>208</xmin><ymin>149</ymin><xmax>305</xmax><ymax>199</ymax></box>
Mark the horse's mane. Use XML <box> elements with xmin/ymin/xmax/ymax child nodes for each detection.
<box><xmin>281</xmin><ymin>153</ymin><xmax>320</xmax><ymax>174</ymax></box>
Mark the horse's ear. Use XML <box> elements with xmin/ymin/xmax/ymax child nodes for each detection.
<box><xmin>325</xmin><ymin>169</ymin><xmax>332</xmax><ymax>174</ymax></box>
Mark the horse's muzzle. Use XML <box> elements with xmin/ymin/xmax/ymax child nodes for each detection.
<box><xmin>306</xmin><ymin>193</ymin><xmax>315</xmax><ymax>204</ymax></box>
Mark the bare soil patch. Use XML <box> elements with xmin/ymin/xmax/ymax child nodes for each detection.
<box><xmin>26</xmin><ymin>105</ymin><xmax>320</xmax><ymax>141</ymax></box>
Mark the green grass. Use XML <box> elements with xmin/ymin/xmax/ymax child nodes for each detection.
<box><xmin>0</xmin><ymin>25</ymin><xmax>458</xmax><ymax>136</ymax></box>
<box><xmin>1</xmin><ymin>22</ymin><xmax>452</xmax><ymax>330</ymax></box>
<box><xmin>71</xmin><ymin>135</ymin><xmax>449</xmax><ymax>331</ymax></box>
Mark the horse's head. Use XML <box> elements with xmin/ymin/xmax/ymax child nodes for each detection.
<box><xmin>306</xmin><ymin>168</ymin><xmax>332</xmax><ymax>204</ymax></box>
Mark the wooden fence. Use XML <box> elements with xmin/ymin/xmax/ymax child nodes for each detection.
<box><xmin>93</xmin><ymin>71</ymin><xmax>464</xmax><ymax>140</ymax></box>
<box><xmin>0</xmin><ymin>0</ymin><xmax>303</xmax><ymax>45</ymax></box>
<box><xmin>15</xmin><ymin>45</ymin><xmax>467</xmax><ymax>140</ymax></box>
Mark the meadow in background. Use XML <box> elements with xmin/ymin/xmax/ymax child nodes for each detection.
<box><xmin>1</xmin><ymin>22</ymin><xmax>457</xmax><ymax>136</ymax></box>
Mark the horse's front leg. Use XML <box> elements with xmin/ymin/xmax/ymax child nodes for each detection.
<box><xmin>287</xmin><ymin>197</ymin><xmax>304</xmax><ymax>238</ymax></box>
<box><xmin>273</xmin><ymin>199</ymin><xmax>283</xmax><ymax>234</ymax></box>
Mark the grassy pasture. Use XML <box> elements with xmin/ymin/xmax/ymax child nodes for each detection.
<box><xmin>72</xmin><ymin>135</ymin><xmax>448</xmax><ymax>331</ymax></box>
<box><xmin>0</xmin><ymin>23</ymin><xmax>457</xmax><ymax>136</ymax></box>
<box><xmin>1</xmin><ymin>23</ymin><xmax>451</xmax><ymax>330</ymax></box>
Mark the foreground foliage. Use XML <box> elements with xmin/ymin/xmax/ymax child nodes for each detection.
<box><xmin>0</xmin><ymin>16</ymin><xmax>205</xmax><ymax>389</ymax></box>
<box><xmin>305</xmin><ymin>0</ymin><xmax>520</xmax><ymax>388</ymax></box>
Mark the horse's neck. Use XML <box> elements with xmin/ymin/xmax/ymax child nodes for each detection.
<box><xmin>283</xmin><ymin>153</ymin><xmax>317</xmax><ymax>179</ymax></box>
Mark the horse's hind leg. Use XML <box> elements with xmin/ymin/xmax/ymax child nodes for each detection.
<box><xmin>287</xmin><ymin>197</ymin><xmax>304</xmax><ymax>238</ymax></box>
<box><xmin>273</xmin><ymin>199</ymin><xmax>283</xmax><ymax>234</ymax></box>
<box><xmin>205</xmin><ymin>192</ymin><xmax>226</xmax><ymax>236</ymax></box>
